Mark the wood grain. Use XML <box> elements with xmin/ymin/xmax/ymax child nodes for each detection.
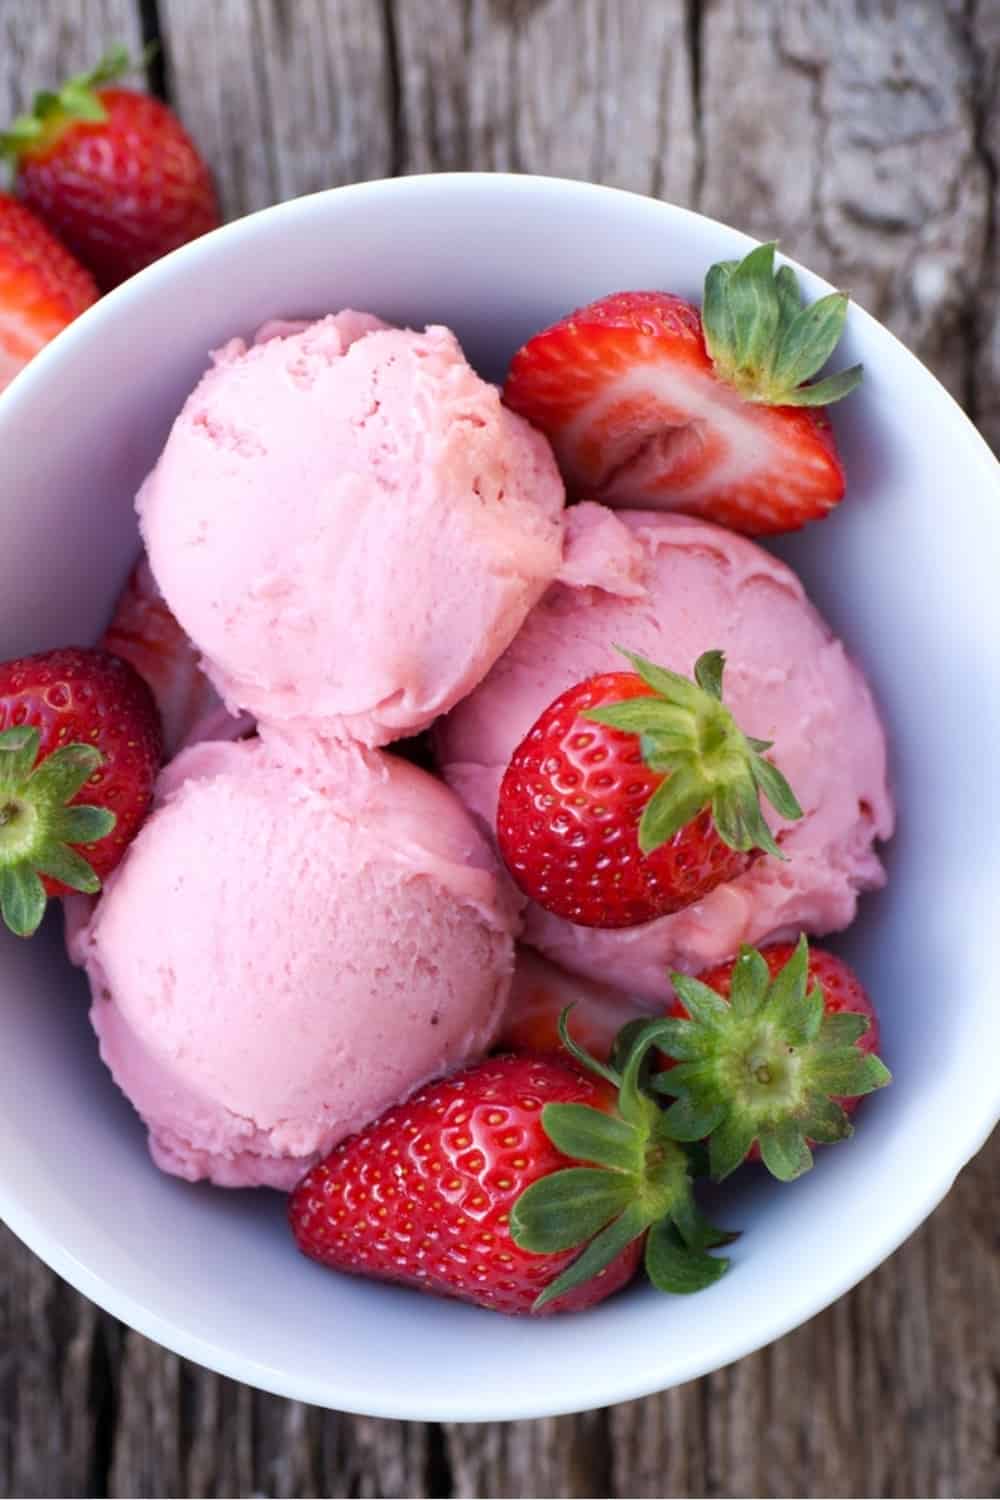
<box><xmin>1</xmin><ymin>1</ymin><xmax>997</xmax><ymax>1496</ymax></box>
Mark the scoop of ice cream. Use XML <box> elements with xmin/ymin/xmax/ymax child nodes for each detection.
<box><xmin>72</xmin><ymin>729</ymin><xmax>517</xmax><ymax>1188</ymax></box>
<box><xmin>437</xmin><ymin>503</ymin><xmax>893</xmax><ymax>1001</ymax></box>
<box><xmin>138</xmin><ymin>313</ymin><xmax>565</xmax><ymax>745</ymax></box>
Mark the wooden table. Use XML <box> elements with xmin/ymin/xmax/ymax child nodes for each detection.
<box><xmin>1</xmin><ymin>2</ymin><xmax>998</xmax><ymax>1495</ymax></box>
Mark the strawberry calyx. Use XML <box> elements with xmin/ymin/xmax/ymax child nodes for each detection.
<box><xmin>510</xmin><ymin>1009</ymin><xmax>733</xmax><ymax>1309</ymax></box>
<box><xmin>652</xmin><ymin>937</ymin><xmax>892</xmax><ymax>1182</ymax></box>
<box><xmin>0</xmin><ymin>724</ymin><xmax>115</xmax><ymax>937</ymax></box>
<box><xmin>702</xmin><ymin>242</ymin><xmax>863</xmax><ymax>409</ymax></box>
<box><xmin>0</xmin><ymin>45</ymin><xmax>138</xmax><ymax>163</ymax></box>
<box><xmin>584</xmin><ymin>647</ymin><xmax>802</xmax><ymax>860</ymax></box>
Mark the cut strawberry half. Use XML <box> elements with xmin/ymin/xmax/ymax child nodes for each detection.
<box><xmin>503</xmin><ymin>244</ymin><xmax>862</xmax><ymax>535</ymax></box>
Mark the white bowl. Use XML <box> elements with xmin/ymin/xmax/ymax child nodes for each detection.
<box><xmin>1</xmin><ymin>175</ymin><xmax>998</xmax><ymax>1422</ymax></box>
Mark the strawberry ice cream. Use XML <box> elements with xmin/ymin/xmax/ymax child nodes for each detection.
<box><xmin>69</xmin><ymin>729</ymin><xmax>517</xmax><ymax>1188</ymax></box>
<box><xmin>137</xmin><ymin>313</ymin><xmax>565</xmax><ymax>746</ymax></box>
<box><xmin>437</xmin><ymin>504</ymin><xmax>893</xmax><ymax>1000</ymax></box>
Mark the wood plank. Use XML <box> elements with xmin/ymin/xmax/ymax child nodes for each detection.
<box><xmin>0</xmin><ymin>1</ymin><xmax>997</xmax><ymax>1497</ymax></box>
<box><xmin>391</xmin><ymin>0</ymin><xmax>697</xmax><ymax>201</ymax></box>
<box><xmin>972</xmin><ymin>0</ymin><xmax>1000</xmax><ymax>451</ymax></box>
<box><xmin>156</xmin><ymin>0</ymin><xmax>394</xmax><ymax>219</ymax></box>
<box><xmin>696</xmin><ymin>0</ymin><xmax>989</xmax><ymax>407</ymax></box>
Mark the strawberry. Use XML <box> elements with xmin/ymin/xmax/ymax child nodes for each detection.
<box><xmin>0</xmin><ymin>648</ymin><xmax>162</xmax><ymax>936</ymax></box>
<box><xmin>289</xmin><ymin>1024</ymin><xmax>732</xmax><ymax>1316</ymax></box>
<box><xmin>2</xmin><ymin>47</ymin><xmax>220</xmax><ymax>291</ymax></box>
<box><xmin>496</xmin><ymin>647</ymin><xmax>801</xmax><ymax>929</ymax></box>
<box><xmin>0</xmin><ymin>192</ymin><xmax>97</xmax><ymax>392</ymax></box>
<box><xmin>653</xmin><ymin>937</ymin><xmax>891</xmax><ymax>1182</ymax></box>
<box><xmin>102</xmin><ymin>556</ymin><xmax>235</xmax><ymax>757</ymax></box>
<box><xmin>499</xmin><ymin>949</ymin><xmax>652</xmax><ymax>1063</ymax></box>
<box><xmin>503</xmin><ymin>243</ymin><xmax>862</xmax><ymax>535</ymax></box>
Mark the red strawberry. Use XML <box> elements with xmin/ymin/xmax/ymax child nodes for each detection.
<box><xmin>0</xmin><ymin>648</ymin><xmax>162</xmax><ymax>936</ymax></box>
<box><xmin>500</xmin><ymin>950</ymin><xmax>651</xmax><ymax>1063</ymax></box>
<box><xmin>503</xmin><ymin>243</ymin><xmax>862</xmax><ymax>535</ymax></box>
<box><xmin>653</xmin><ymin>937</ymin><xmax>891</xmax><ymax>1181</ymax></box>
<box><xmin>0</xmin><ymin>192</ymin><xmax>97</xmax><ymax>392</ymax></box>
<box><xmin>2</xmin><ymin>47</ymin><xmax>220</xmax><ymax>291</ymax></box>
<box><xmin>102</xmin><ymin>556</ymin><xmax>238</xmax><ymax>757</ymax></box>
<box><xmin>289</xmin><ymin>1026</ymin><xmax>731</xmax><ymax>1316</ymax></box>
<box><xmin>496</xmin><ymin>647</ymin><xmax>801</xmax><ymax>929</ymax></box>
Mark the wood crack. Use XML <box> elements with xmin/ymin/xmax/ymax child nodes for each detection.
<box><xmin>380</xmin><ymin>0</ymin><xmax>408</xmax><ymax>177</ymax></box>
<box><xmin>686</xmin><ymin>0</ymin><xmax>705</xmax><ymax>209</ymax></box>
<box><xmin>962</xmin><ymin>0</ymin><xmax>998</xmax><ymax>429</ymax></box>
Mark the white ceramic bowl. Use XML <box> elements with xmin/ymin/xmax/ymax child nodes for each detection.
<box><xmin>1</xmin><ymin>175</ymin><xmax>997</xmax><ymax>1422</ymax></box>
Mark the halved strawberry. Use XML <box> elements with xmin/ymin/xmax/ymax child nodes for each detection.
<box><xmin>503</xmin><ymin>244</ymin><xmax>862</xmax><ymax>535</ymax></box>
<box><xmin>0</xmin><ymin>192</ymin><xmax>97</xmax><ymax>392</ymax></box>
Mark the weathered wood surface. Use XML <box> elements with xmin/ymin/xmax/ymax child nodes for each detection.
<box><xmin>0</xmin><ymin>1</ymin><xmax>997</xmax><ymax>1496</ymax></box>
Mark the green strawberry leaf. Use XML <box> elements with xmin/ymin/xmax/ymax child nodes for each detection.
<box><xmin>28</xmin><ymin>742</ymin><xmax>103</xmax><ymax>805</ymax></box>
<box><xmin>52</xmin><ymin>804</ymin><xmax>116</xmax><ymax>845</ymax></box>
<box><xmin>533</xmin><ymin>1200</ymin><xmax>651</xmax><ymax>1310</ymax></box>
<box><xmin>701</xmin><ymin>242</ymin><xmax>862</xmax><ymax>407</ymax></box>
<box><xmin>645</xmin><ymin>1219</ymin><xmax>730</xmax><ymax>1295</ymax></box>
<box><xmin>510</xmin><ymin>1167</ymin><xmax>635</xmax><ymax>1254</ymax></box>
<box><xmin>34</xmin><ymin>842</ymin><xmax>101</xmax><ymax>894</ymax></box>
<box><xmin>758</xmin><ymin>1121</ymin><xmax>813</xmax><ymax>1181</ymax></box>
<box><xmin>0</xmin><ymin>864</ymin><xmax>47</xmax><ymax>938</ymax></box>
<box><xmin>0</xmin><ymin>726</ymin><xmax>41</xmax><ymax>792</ymax></box>
<box><xmin>540</xmin><ymin>1102</ymin><xmax>643</xmax><ymax>1174</ymax></box>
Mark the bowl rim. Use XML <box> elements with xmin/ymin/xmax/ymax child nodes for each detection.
<box><xmin>1</xmin><ymin>171</ymin><xmax>998</xmax><ymax>1421</ymax></box>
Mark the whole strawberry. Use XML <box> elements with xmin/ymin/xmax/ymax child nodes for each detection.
<box><xmin>0</xmin><ymin>647</ymin><xmax>162</xmax><ymax>936</ymax></box>
<box><xmin>503</xmin><ymin>243</ymin><xmax>862</xmax><ymax>535</ymax></box>
<box><xmin>0</xmin><ymin>192</ymin><xmax>97</xmax><ymax>392</ymax></box>
<box><xmin>654</xmin><ymin>937</ymin><xmax>891</xmax><ymax>1181</ymax></box>
<box><xmin>499</xmin><ymin>949</ymin><xmax>651</xmax><ymax>1064</ymax></box>
<box><xmin>2</xmin><ymin>47</ymin><xmax>220</xmax><ymax>290</ymax></box>
<box><xmin>289</xmin><ymin>1024</ymin><xmax>731</xmax><ymax>1316</ymax></box>
<box><xmin>496</xmin><ymin>647</ymin><xmax>801</xmax><ymax>928</ymax></box>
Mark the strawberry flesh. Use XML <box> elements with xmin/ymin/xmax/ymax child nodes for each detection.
<box><xmin>0</xmin><ymin>193</ymin><xmax>97</xmax><ymax>391</ymax></box>
<box><xmin>504</xmin><ymin>289</ymin><xmax>846</xmax><ymax>535</ymax></box>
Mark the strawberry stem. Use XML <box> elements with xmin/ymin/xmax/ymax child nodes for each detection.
<box><xmin>702</xmin><ymin>243</ymin><xmax>863</xmax><ymax>408</ymax></box>
<box><xmin>0</xmin><ymin>725</ymin><xmax>115</xmax><ymax>936</ymax></box>
<box><xmin>510</xmin><ymin>1009</ymin><xmax>732</xmax><ymax>1308</ymax></box>
<box><xmin>1</xmin><ymin>44</ymin><xmax>152</xmax><ymax>163</ymax></box>
<box><xmin>652</xmin><ymin>936</ymin><xmax>892</xmax><ymax>1181</ymax></box>
<box><xmin>584</xmin><ymin>647</ymin><xmax>802</xmax><ymax>860</ymax></box>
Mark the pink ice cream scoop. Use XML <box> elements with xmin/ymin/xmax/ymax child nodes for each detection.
<box><xmin>436</xmin><ymin>503</ymin><xmax>893</xmax><ymax>1001</ymax></box>
<box><xmin>70</xmin><ymin>729</ymin><xmax>518</xmax><ymax>1188</ymax></box>
<box><xmin>137</xmin><ymin>312</ymin><xmax>565</xmax><ymax>745</ymax></box>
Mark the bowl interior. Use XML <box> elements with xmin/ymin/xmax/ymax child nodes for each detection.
<box><xmin>1</xmin><ymin>176</ymin><xmax>998</xmax><ymax>1421</ymax></box>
